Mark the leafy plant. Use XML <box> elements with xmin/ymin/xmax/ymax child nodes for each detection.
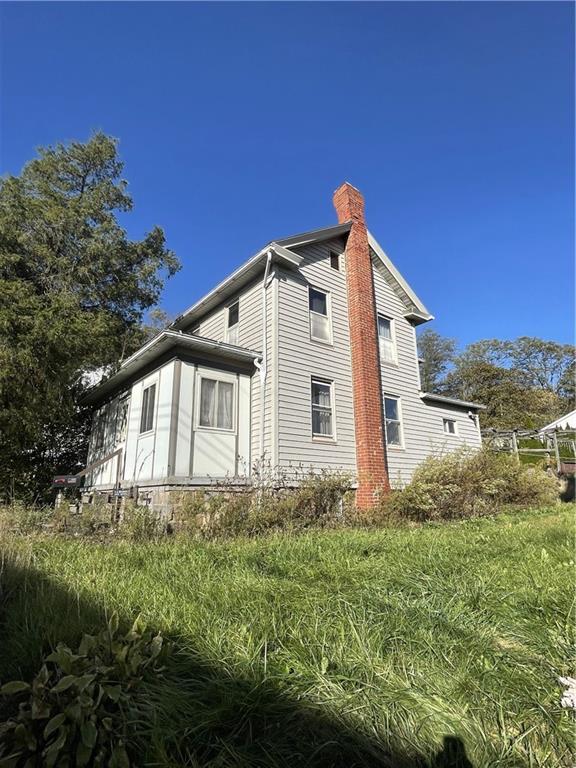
<box><xmin>0</xmin><ymin>614</ymin><xmax>168</xmax><ymax>767</ymax></box>
<box><xmin>171</xmin><ymin>469</ymin><xmax>352</xmax><ymax>539</ymax></box>
<box><xmin>378</xmin><ymin>448</ymin><xmax>559</xmax><ymax>522</ymax></box>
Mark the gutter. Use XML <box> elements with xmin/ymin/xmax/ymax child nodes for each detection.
<box><xmin>254</xmin><ymin>249</ymin><xmax>273</xmax><ymax>463</ymax></box>
<box><xmin>420</xmin><ymin>392</ymin><xmax>486</xmax><ymax>411</ymax></box>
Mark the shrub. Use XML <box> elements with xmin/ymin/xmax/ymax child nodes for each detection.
<box><xmin>0</xmin><ymin>501</ymin><xmax>54</xmax><ymax>536</ymax></box>
<box><xmin>118</xmin><ymin>501</ymin><xmax>162</xmax><ymax>542</ymax></box>
<box><xmin>172</xmin><ymin>470</ymin><xmax>352</xmax><ymax>539</ymax></box>
<box><xmin>379</xmin><ymin>448</ymin><xmax>559</xmax><ymax>522</ymax></box>
<box><xmin>0</xmin><ymin>614</ymin><xmax>168</xmax><ymax>767</ymax></box>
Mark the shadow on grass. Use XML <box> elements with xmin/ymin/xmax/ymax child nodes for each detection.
<box><xmin>0</xmin><ymin>556</ymin><xmax>474</xmax><ymax>768</ymax></box>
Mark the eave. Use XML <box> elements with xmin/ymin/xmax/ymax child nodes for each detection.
<box><xmin>82</xmin><ymin>331</ymin><xmax>261</xmax><ymax>405</ymax></box>
<box><xmin>421</xmin><ymin>392</ymin><xmax>486</xmax><ymax>411</ymax></box>
<box><xmin>368</xmin><ymin>231</ymin><xmax>434</xmax><ymax>323</ymax></box>
<box><xmin>171</xmin><ymin>242</ymin><xmax>304</xmax><ymax>331</ymax></box>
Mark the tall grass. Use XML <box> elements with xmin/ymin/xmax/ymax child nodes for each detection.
<box><xmin>0</xmin><ymin>506</ymin><xmax>573</xmax><ymax>766</ymax></box>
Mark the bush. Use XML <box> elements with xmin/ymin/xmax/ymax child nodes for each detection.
<box><xmin>0</xmin><ymin>614</ymin><xmax>168</xmax><ymax>767</ymax></box>
<box><xmin>118</xmin><ymin>501</ymin><xmax>162</xmax><ymax>542</ymax></box>
<box><xmin>0</xmin><ymin>501</ymin><xmax>54</xmax><ymax>536</ymax></box>
<box><xmin>379</xmin><ymin>449</ymin><xmax>559</xmax><ymax>522</ymax></box>
<box><xmin>172</xmin><ymin>470</ymin><xmax>352</xmax><ymax>539</ymax></box>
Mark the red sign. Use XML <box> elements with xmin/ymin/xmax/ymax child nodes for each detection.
<box><xmin>52</xmin><ymin>476</ymin><xmax>80</xmax><ymax>488</ymax></box>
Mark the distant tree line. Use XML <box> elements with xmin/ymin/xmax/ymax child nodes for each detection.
<box><xmin>417</xmin><ymin>330</ymin><xmax>575</xmax><ymax>430</ymax></box>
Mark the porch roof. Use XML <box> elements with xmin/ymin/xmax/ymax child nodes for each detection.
<box><xmin>82</xmin><ymin>331</ymin><xmax>261</xmax><ymax>405</ymax></box>
<box><xmin>420</xmin><ymin>392</ymin><xmax>486</xmax><ymax>411</ymax></box>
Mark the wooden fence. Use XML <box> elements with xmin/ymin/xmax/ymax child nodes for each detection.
<box><xmin>481</xmin><ymin>428</ymin><xmax>576</xmax><ymax>474</ymax></box>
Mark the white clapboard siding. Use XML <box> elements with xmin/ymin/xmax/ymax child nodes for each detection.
<box><xmin>372</xmin><ymin>254</ymin><xmax>481</xmax><ymax>486</ymax></box>
<box><xmin>276</xmin><ymin>237</ymin><xmax>357</xmax><ymax>475</ymax></box>
<box><xmin>182</xmin><ymin>277</ymin><xmax>272</xmax><ymax>467</ymax></box>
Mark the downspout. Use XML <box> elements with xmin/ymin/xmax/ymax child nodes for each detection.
<box><xmin>254</xmin><ymin>249</ymin><xmax>273</xmax><ymax>467</ymax></box>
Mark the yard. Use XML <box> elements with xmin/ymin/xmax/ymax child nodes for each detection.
<box><xmin>0</xmin><ymin>506</ymin><xmax>573</xmax><ymax>767</ymax></box>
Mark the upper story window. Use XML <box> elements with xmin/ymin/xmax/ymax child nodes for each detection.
<box><xmin>443</xmin><ymin>418</ymin><xmax>457</xmax><ymax>435</ymax></box>
<box><xmin>199</xmin><ymin>377</ymin><xmax>235</xmax><ymax>431</ymax></box>
<box><xmin>226</xmin><ymin>301</ymin><xmax>239</xmax><ymax>345</ymax></box>
<box><xmin>378</xmin><ymin>315</ymin><xmax>397</xmax><ymax>364</ymax></box>
<box><xmin>140</xmin><ymin>383</ymin><xmax>156</xmax><ymax>434</ymax></box>
<box><xmin>309</xmin><ymin>287</ymin><xmax>332</xmax><ymax>344</ymax></box>
<box><xmin>330</xmin><ymin>251</ymin><xmax>340</xmax><ymax>271</ymax></box>
<box><xmin>384</xmin><ymin>395</ymin><xmax>402</xmax><ymax>447</ymax></box>
<box><xmin>311</xmin><ymin>378</ymin><xmax>334</xmax><ymax>439</ymax></box>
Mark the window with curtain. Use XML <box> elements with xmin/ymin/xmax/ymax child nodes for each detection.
<box><xmin>199</xmin><ymin>377</ymin><xmax>234</xmax><ymax>430</ymax></box>
<box><xmin>226</xmin><ymin>301</ymin><xmax>239</xmax><ymax>345</ymax></box>
<box><xmin>378</xmin><ymin>315</ymin><xmax>396</xmax><ymax>363</ymax></box>
<box><xmin>309</xmin><ymin>287</ymin><xmax>331</xmax><ymax>343</ymax></box>
<box><xmin>140</xmin><ymin>384</ymin><xmax>156</xmax><ymax>433</ymax></box>
<box><xmin>384</xmin><ymin>395</ymin><xmax>402</xmax><ymax>446</ymax></box>
<box><xmin>311</xmin><ymin>379</ymin><xmax>334</xmax><ymax>437</ymax></box>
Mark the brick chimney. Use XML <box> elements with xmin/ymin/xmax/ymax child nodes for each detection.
<box><xmin>333</xmin><ymin>182</ymin><xmax>390</xmax><ymax>508</ymax></box>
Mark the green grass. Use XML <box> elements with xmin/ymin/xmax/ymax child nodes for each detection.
<box><xmin>0</xmin><ymin>506</ymin><xmax>574</xmax><ymax>767</ymax></box>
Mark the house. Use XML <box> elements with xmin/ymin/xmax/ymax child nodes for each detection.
<box><xmin>83</xmin><ymin>183</ymin><xmax>483</xmax><ymax>509</ymax></box>
<box><xmin>539</xmin><ymin>409</ymin><xmax>576</xmax><ymax>433</ymax></box>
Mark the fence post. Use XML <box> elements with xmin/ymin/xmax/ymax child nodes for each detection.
<box><xmin>511</xmin><ymin>431</ymin><xmax>520</xmax><ymax>463</ymax></box>
<box><xmin>552</xmin><ymin>431</ymin><xmax>561</xmax><ymax>474</ymax></box>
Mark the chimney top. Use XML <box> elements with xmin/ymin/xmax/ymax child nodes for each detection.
<box><xmin>333</xmin><ymin>182</ymin><xmax>365</xmax><ymax>225</ymax></box>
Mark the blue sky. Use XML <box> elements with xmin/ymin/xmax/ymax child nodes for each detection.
<box><xmin>1</xmin><ymin>2</ymin><xmax>573</xmax><ymax>347</ymax></box>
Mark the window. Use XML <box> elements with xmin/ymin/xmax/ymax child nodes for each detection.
<box><xmin>309</xmin><ymin>287</ymin><xmax>331</xmax><ymax>343</ymax></box>
<box><xmin>384</xmin><ymin>395</ymin><xmax>402</xmax><ymax>447</ymax></box>
<box><xmin>443</xmin><ymin>418</ymin><xmax>457</xmax><ymax>435</ymax></box>
<box><xmin>330</xmin><ymin>251</ymin><xmax>340</xmax><ymax>271</ymax></box>
<box><xmin>226</xmin><ymin>302</ymin><xmax>239</xmax><ymax>345</ymax></box>
<box><xmin>140</xmin><ymin>383</ymin><xmax>156</xmax><ymax>434</ymax></box>
<box><xmin>115</xmin><ymin>395</ymin><xmax>130</xmax><ymax>443</ymax></box>
<box><xmin>311</xmin><ymin>379</ymin><xmax>334</xmax><ymax>438</ymax></box>
<box><xmin>94</xmin><ymin>409</ymin><xmax>106</xmax><ymax>451</ymax></box>
<box><xmin>199</xmin><ymin>377</ymin><xmax>235</xmax><ymax>430</ymax></box>
<box><xmin>378</xmin><ymin>315</ymin><xmax>397</xmax><ymax>364</ymax></box>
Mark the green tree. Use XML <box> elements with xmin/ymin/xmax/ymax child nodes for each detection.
<box><xmin>416</xmin><ymin>329</ymin><xmax>456</xmax><ymax>392</ymax></box>
<box><xmin>443</xmin><ymin>359</ymin><xmax>566</xmax><ymax>430</ymax></box>
<box><xmin>0</xmin><ymin>133</ymin><xmax>180</xmax><ymax>499</ymax></box>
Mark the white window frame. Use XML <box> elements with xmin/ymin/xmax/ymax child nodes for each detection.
<box><xmin>195</xmin><ymin>370</ymin><xmax>237</xmax><ymax>434</ymax></box>
<box><xmin>377</xmin><ymin>314</ymin><xmax>397</xmax><ymax>365</ymax></box>
<box><xmin>139</xmin><ymin>382</ymin><xmax>157</xmax><ymax>435</ymax></box>
<box><xmin>226</xmin><ymin>301</ymin><xmax>239</xmax><ymax>345</ymax></box>
<box><xmin>309</xmin><ymin>286</ymin><xmax>332</xmax><ymax>345</ymax></box>
<box><xmin>311</xmin><ymin>377</ymin><xmax>336</xmax><ymax>441</ymax></box>
<box><xmin>443</xmin><ymin>418</ymin><xmax>458</xmax><ymax>436</ymax></box>
<box><xmin>383</xmin><ymin>394</ymin><xmax>403</xmax><ymax>449</ymax></box>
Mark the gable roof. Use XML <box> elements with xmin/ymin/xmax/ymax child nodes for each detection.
<box><xmin>539</xmin><ymin>408</ymin><xmax>576</xmax><ymax>432</ymax></box>
<box><xmin>171</xmin><ymin>221</ymin><xmax>432</xmax><ymax>330</ymax></box>
<box><xmin>368</xmin><ymin>232</ymin><xmax>433</xmax><ymax>324</ymax></box>
<box><xmin>171</xmin><ymin>223</ymin><xmax>351</xmax><ymax>331</ymax></box>
<box><xmin>170</xmin><ymin>242</ymin><xmax>302</xmax><ymax>331</ymax></box>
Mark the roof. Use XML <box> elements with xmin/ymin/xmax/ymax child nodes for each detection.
<box><xmin>82</xmin><ymin>331</ymin><xmax>261</xmax><ymax>405</ymax></box>
<box><xmin>172</xmin><ymin>239</ymin><xmax>308</xmax><ymax>331</ymax></box>
<box><xmin>539</xmin><ymin>409</ymin><xmax>576</xmax><ymax>432</ymax></box>
<box><xmin>420</xmin><ymin>392</ymin><xmax>486</xmax><ymax>411</ymax></box>
<box><xmin>367</xmin><ymin>232</ymin><xmax>433</xmax><ymax>324</ymax></box>
<box><xmin>171</xmin><ymin>220</ymin><xmax>431</xmax><ymax>331</ymax></box>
